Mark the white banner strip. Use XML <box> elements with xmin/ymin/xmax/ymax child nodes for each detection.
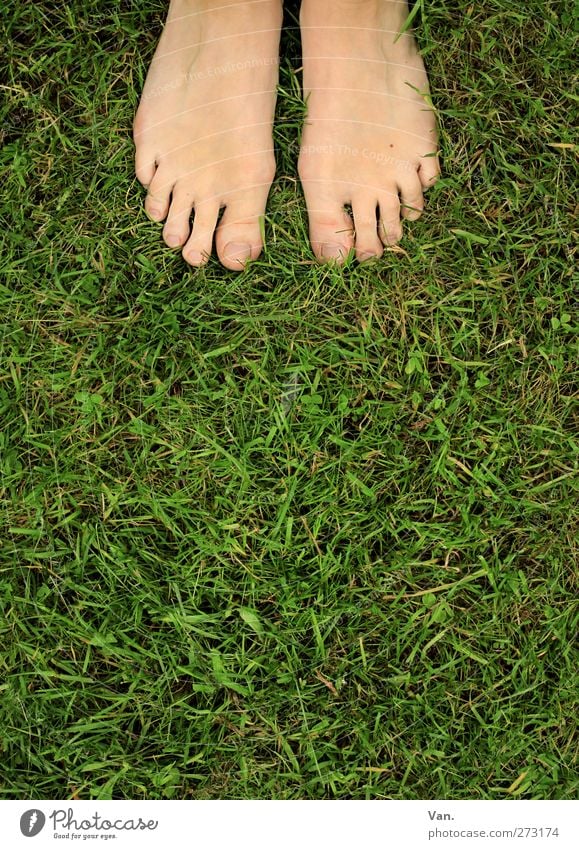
<box><xmin>0</xmin><ymin>800</ymin><xmax>576</xmax><ymax>849</ymax></box>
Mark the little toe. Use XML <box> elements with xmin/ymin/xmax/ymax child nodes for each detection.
<box><xmin>378</xmin><ymin>191</ymin><xmax>402</xmax><ymax>246</ymax></box>
<box><xmin>144</xmin><ymin>170</ymin><xmax>173</xmax><ymax>222</ymax></box>
<box><xmin>162</xmin><ymin>188</ymin><xmax>194</xmax><ymax>248</ymax></box>
<box><xmin>398</xmin><ymin>176</ymin><xmax>424</xmax><ymax>222</ymax></box>
<box><xmin>418</xmin><ymin>154</ymin><xmax>441</xmax><ymax>190</ymax></box>
<box><xmin>183</xmin><ymin>202</ymin><xmax>220</xmax><ymax>267</ymax></box>
<box><xmin>352</xmin><ymin>198</ymin><xmax>383</xmax><ymax>262</ymax></box>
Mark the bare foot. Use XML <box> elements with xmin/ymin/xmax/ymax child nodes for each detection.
<box><xmin>298</xmin><ymin>0</ymin><xmax>441</xmax><ymax>263</ymax></box>
<box><xmin>133</xmin><ymin>0</ymin><xmax>282</xmax><ymax>270</ymax></box>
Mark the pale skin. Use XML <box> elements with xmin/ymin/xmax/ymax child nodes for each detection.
<box><xmin>133</xmin><ymin>0</ymin><xmax>441</xmax><ymax>270</ymax></box>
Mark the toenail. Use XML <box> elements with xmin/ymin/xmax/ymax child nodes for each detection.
<box><xmin>165</xmin><ymin>234</ymin><xmax>182</xmax><ymax>247</ymax></box>
<box><xmin>185</xmin><ymin>250</ymin><xmax>205</xmax><ymax>265</ymax></box>
<box><xmin>358</xmin><ymin>251</ymin><xmax>379</xmax><ymax>262</ymax></box>
<box><xmin>321</xmin><ymin>243</ymin><xmax>345</xmax><ymax>260</ymax></box>
<box><xmin>382</xmin><ymin>228</ymin><xmax>401</xmax><ymax>244</ymax></box>
<box><xmin>224</xmin><ymin>243</ymin><xmax>251</xmax><ymax>262</ymax></box>
<box><xmin>147</xmin><ymin>208</ymin><xmax>163</xmax><ymax>221</ymax></box>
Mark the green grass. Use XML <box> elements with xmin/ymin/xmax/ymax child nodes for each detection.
<box><xmin>1</xmin><ymin>0</ymin><xmax>577</xmax><ymax>800</ymax></box>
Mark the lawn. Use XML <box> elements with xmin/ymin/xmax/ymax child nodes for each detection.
<box><xmin>0</xmin><ymin>0</ymin><xmax>577</xmax><ymax>800</ymax></box>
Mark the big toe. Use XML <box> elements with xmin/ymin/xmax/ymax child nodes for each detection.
<box><xmin>215</xmin><ymin>198</ymin><xmax>265</xmax><ymax>271</ymax></box>
<box><xmin>306</xmin><ymin>201</ymin><xmax>355</xmax><ymax>265</ymax></box>
<box><xmin>135</xmin><ymin>145</ymin><xmax>157</xmax><ymax>188</ymax></box>
<box><xmin>144</xmin><ymin>167</ymin><xmax>173</xmax><ymax>223</ymax></box>
<box><xmin>220</xmin><ymin>240</ymin><xmax>255</xmax><ymax>269</ymax></box>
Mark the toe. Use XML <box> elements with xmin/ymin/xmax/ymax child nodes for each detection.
<box><xmin>220</xmin><ymin>242</ymin><xmax>253</xmax><ymax>268</ymax></box>
<box><xmin>215</xmin><ymin>195</ymin><xmax>267</xmax><ymax>271</ymax></box>
<box><xmin>162</xmin><ymin>187</ymin><xmax>194</xmax><ymax>248</ymax></box>
<box><xmin>418</xmin><ymin>153</ymin><xmax>441</xmax><ymax>190</ymax></box>
<box><xmin>378</xmin><ymin>189</ymin><xmax>402</xmax><ymax>246</ymax></box>
<box><xmin>144</xmin><ymin>169</ymin><xmax>173</xmax><ymax>222</ymax></box>
<box><xmin>398</xmin><ymin>175</ymin><xmax>424</xmax><ymax>222</ymax></box>
<box><xmin>352</xmin><ymin>198</ymin><xmax>383</xmax><ymax>262</ymax></box>
<box><xmin>135</xmin><ymin>148</ymin><xmax>157</xmax><ymax>188</ymax></box>
<box><xmin>306</xmin><ymin>200</ymin><xmax>355</xmax><ymax>264</ymax></box>
<box><xmin>183</xmin><ymin>201</ymin><xmax>220</xmax><ymax>267</ymax></box>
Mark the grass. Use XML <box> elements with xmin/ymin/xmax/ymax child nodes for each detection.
<box><xmin>0</xmin><ymin>0</ymin><xmax>577</xmax><ymax>800</ymax></box>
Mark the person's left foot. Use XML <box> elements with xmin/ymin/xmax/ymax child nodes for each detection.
<box><xmin>299</xmin><ymin>0</ymin><xmax>441</xmax><ymax>263</ymax></box>
<box><xmin>133</xmin><ymin>0</ymin><xmax>282</xmax><ymax>271</ymax></box>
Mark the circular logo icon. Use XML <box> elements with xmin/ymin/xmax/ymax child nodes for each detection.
<box><xmin>20</xmin><ymin>810</ymin><xmax>46</xmax><ymax>837</ymax></box>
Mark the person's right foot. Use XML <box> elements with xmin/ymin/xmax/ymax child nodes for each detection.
<box><xmin>133</xmin><ymin>0</ymin><xmax>282</xmax><ymax>270</ymax></box>
<box><xmin>298</xmin><ymin>0</ymin><xmax>441</xmax><ymax>264</ymax></box>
